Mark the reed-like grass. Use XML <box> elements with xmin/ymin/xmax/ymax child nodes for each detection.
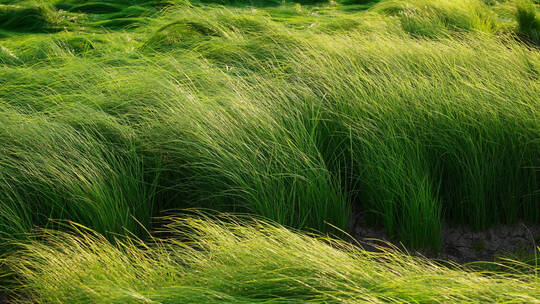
<box><xmin>0</xmin><ymin>3</ymin><xmax>60</xmax><ymax>33</ymax></box>
<box><xmin>0</xmin><ymin>0</ymin><xmax>538</xmax><ymax>252</ymax></box>
<box><xmin>5</xmin><ymin>214</ymin><xmax>540</xmax><ymax>303</ymax></box>
<box><xmin>515</xmin><ymin>0</ymin><xmax>540</xmax><ymax>44</ymax></box>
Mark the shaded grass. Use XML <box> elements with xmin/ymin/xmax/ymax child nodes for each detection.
<box><xmin>67</xmin><ymin>2</ymin><xmax>125</xmax><ymax>14</ymax></box>
<box><xmin>469</xmin><ymin>245</ymin><xmax>540</xmax><ymax>275</ymax></box>
<box><xmin>0</xmin><ymin>4</ymin><xmax>60</xmax><ymax>32</ymax></box>
<box><xmin>516</xmin><ymin>0</ymin><xmax>540</xmax><ymax>45</ymax></box>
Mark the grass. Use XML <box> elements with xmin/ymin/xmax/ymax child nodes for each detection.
<box><xmin>4</xmin><ymin>214</ymin><xmax>540</xmax><ymax>303</ymax></box>
<box><xmin>0</xmin><ymin>110</ymin><xmax>154</xmax><ymax>245</ymax></box>
<box><xmin>516</xmin><ymin>0</ymin><xmax>540</xmax><ymax>44</ymax></box>
<box><xmin>0</xmin><ymin>3</ymin><xmax>60</xmax><ymax>32</ymax></box>
<box><xmin>372</xmin><ymin>0</ymin><xmax>499</xmax><ymax>38</ymax></box>
<box><xmin>0</xmin><ymin>0</ymin><xmax>538</xmax><ymax>300</ymax></box>
<box><xmin>0</xmin><ymin>0</ymin><xmax>538</xmax><ymax>249</ymax></box>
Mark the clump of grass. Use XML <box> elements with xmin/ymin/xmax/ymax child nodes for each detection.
<box><xmin>0</xmin><ymin>4</ymin><xmax>60</xmax><ymax>32</ymax></box>
<box><xmin>141</xmin><ymin>71</ymin><xmax>350</xmax><ymax>233</ymax></box>
<box><xmin>142</xmin><ymin>19</ymin><xmax>221</xmax><ymax>51</ymax></box>
<box><xmin>287</xmin><ymin>32</ymin><xmax>539</xmax><ymax>248</ymax></box>
<box><xmin>0</xmin><ymin>108</ymin><xmax>154</xmax><ymax>245</ymax></box>
<box><xmin>373</xmin><ymin>0</ymin><xmax>499</xmax><ymax>38</ymax></box>
<box><xmin>6</xmin><ymin>214</ymin><xmax>540</xmax><ymax>303</ymax></box>
<box><xmin>515</xmin><ymin>0</ymin><xmax>540</xmax><ymax>44</ymax></box>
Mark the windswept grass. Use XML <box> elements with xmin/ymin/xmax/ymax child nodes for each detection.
<box><xmin>0</xmin><ymin>108</ymin><xmax>154</xmax><ymax>246</ymax></box>
<box><xmin>373</xmin><ymin>0</ymin><xmax>499</xmax><ymax>38</ymax></box>
<box><xmin>0</xmin><ymin>0</ymin><xmax>539</xmax><ymax>301</ymax></box>
<box><xmin>5</xmin><ymin>214</ymin><xmax>540</xmax><ymax>303</ymax></box>
<box><xmin>0</xmin><ymin>0</ymin><xmax>538</xmax><ymax>252</ymax></box>
<box><xmin>0</xmin><ymin>3</ymin><xmax>60</xmax><ymax>32</ymax></box>
<box><xmin>515</xmin><ymin>0</ymin><xmax>540</xmax><ymax>44</ymax></box>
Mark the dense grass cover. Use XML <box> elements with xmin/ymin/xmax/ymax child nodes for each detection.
<box><xmin>0</xmin><ymin>4</ymin><xmax>60</xmax><ymax>32</ymax></box>
<box><xmin>0</xmin><ymin>0</ymin><xmax>539</xmax><ymax>301</ymax></box>
<box><xmin>5</xmin><ymin>214</ymin><xmax>540</xmax><ymax>303</ymax></box>
<box><xmin>516</xmin><ymin>0</ymin><xmax>540</xmax><ymax>43</ymax></box>
<box><xmin>0</xmin><ymin>0</ymin><xmax>538</xmax><ymax>252</ymax></box>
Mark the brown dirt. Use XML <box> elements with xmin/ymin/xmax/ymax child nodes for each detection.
<box><xmin>349</xmin><ymin>208</ymin><xmax>540</xmax><ymax>264</ymax></box>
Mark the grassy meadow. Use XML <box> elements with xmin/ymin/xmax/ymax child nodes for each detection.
<box><xmin>0</xmin><ymin>0</ymin><xmax>539</xmax><ymax>302</ymax></box>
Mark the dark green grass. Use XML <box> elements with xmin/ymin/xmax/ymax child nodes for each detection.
<box><xmin>516</xmin><ymin>0</ymin><xmax>540</xmax><ymax>44</ymax></box>
<box><xmin>0</xmin><ymin>4</ymin><xmax>60</xmax><ymax>32</ymax></box>
<box><xmin>67</xmin><ymin>2</ymin><xmax>125</xmax><ymax>14</ymax></box>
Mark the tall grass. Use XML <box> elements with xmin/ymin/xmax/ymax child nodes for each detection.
<box><xmin>515</xmin><ymin>0</ymin><xmax>540</xmax><ymax>44</ymax></box>
<box><xmin>288</xmin><ymin>32</ymin><xmax>539</xmax><ymax>247</ymax></box>
<box><xmin>6</xmin><ymin>214</ymin><xmax>540</xmax><ymax>303</ymax></box>
<box><xmin>0</xmin><ymin>3</ymin><xmax>60</xmax><ymax>33</ymax></box>
<box><xmin>0</xmin><ymin>108</ymin><xmax>154</xmax><ymax>245</ymax></box>
<box><xmin>0</xmin><ymin>0</ymin><xmax>538</xmax><ymax>252</ymax></box>
<box><xmin>372</xmin><ymin>0</ymin><xmax>499</xmax><ymax>38</ymax></box>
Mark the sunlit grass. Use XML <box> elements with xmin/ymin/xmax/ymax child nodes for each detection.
<box><xmin>0</xmin><ymin>0</ymin><xmax>539</xmax><ymax>251</ymax></box>
<box><xmin>5</xmin><ymin>214</ymin><xmax>540</xmax><ymax>303</ymax></box>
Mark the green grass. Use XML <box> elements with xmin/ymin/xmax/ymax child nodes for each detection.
<box><xmin>0</xmin><ymin>0</ymin><xmax>539</xmax><ymax>300</ymax></box>
<box><xmin>4</xmin><ymin>214</ymin><xmax>540</xmax><ymax>303</ymax></box>
<box><xmin>0</xmin><ymin>109</ymin><xmax>154</xmax><ymax>245</ymax></box>
<box><xmin>0</xmin><ymin>3</ymin><xmax>60</xmax><ymax>32</ymax></box>
<box><xmin>372</xmin><ymin>0</ymin><xmax>499</xmax><ymax>38</ymax></box>
<box><xmin>515</xmin><ymin>0</ymin><xmax>540</xmax><ymax>44</ymax></box>
<box><xmin>0</xmin><ymin>0</ymin><xmax>538</xmax><ymax>250</ymax></box>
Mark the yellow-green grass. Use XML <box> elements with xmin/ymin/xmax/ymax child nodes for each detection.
<box><xmin>4</xmin><ymin>214</ymin><xmax>540</xmax><ymax>303</ymax></box>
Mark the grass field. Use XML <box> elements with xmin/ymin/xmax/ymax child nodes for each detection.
<box><xmin>0</xmin><ymin>0</ymin><xmax>539</xmax><ymax>302</ymax></box>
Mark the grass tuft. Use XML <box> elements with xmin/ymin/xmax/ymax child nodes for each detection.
<box><xmin>0</xmin><ymin>4</ymin><xmax>60</xmax><ymax>32</ymax></box>
<box><xmin>516</xmin><ymin>0</ymin><xmax>540</xmax><ymax>45</ymax></box>
<box><xmin>373</xmin><ymin>0</ymin><xmax>499</xmax><ymax>38</ymax></box>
